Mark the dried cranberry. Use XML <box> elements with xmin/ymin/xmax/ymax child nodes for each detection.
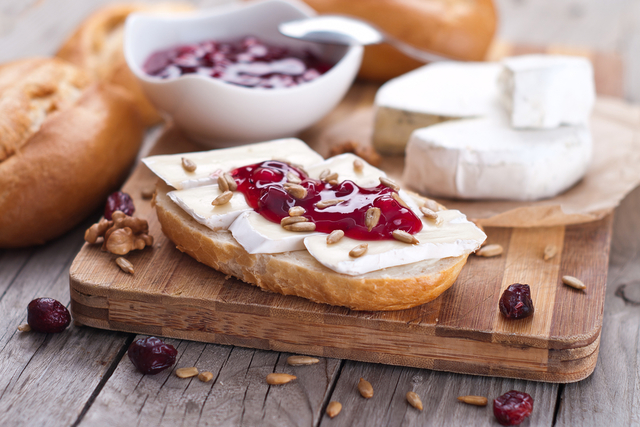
<box><xmin>27</xmin><ymin>298</ymin><xmax>71</xmax><ymax>333</ymax></box>
<box><xmin>499</xmin><ymin>284</ymin><xmax>534</xmax><ymax>319</ymax></box>
<box><xmin>128</xmin><ymin>337</ymin><xmax>177</xmax><ymax>375</ymax></box>
<box><xmin>104</xmin><ymin>191</ymin><xmax>135</xmax><ymax>220</ymax></box>
<box><xmin>493</xmin><ymin>390</ymin><xmax>534</xmax><ymax>425</ymax></box>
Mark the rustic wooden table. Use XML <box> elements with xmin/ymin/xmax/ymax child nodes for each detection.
<box><xmin>2</xmin><ymin>0</ymin><xmax>640</xmax><ymax>425</ymax></box>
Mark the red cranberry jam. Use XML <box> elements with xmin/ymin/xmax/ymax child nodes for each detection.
<box><xmin>230</xmin><ymin>161</ymin><xmax>422</xmax><ymax>240</ymax></box>
<box><xmin>143</xmin><ymin>36</ymin><xmax>333</xmax><ymax>88</ymax></box>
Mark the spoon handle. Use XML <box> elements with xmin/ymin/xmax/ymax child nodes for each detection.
<box><xmin>386</xmin><ymin>36</ymin><xmax>461</xmax><ymax>63</ymax></box>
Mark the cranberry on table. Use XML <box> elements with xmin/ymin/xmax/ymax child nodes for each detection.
<box><xmin>493</xmin><ymin>390</ymin><xmax>534</xmax><ymax>425</ymax></box>
<box><xmin>104</xmin><ymin>191</ymin><xmax>135</xmax><ymax>220</ymax></box>
<box><xmin>499</xmin><ymin>283</ymin><xmax>534</xmax><ymax>319</ymax></box>
<box><xmin>27</xmin><ymin>298</ymin><xmax>71</xmax><ymax>333</ymax></box>
<box><xmin>127</xmin><ymin>336</ymin><xmax>178</xmax><ymax>375</ymax></box>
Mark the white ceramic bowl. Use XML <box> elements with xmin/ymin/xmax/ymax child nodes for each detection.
<box><xmin>124</xmin><ymin>0</ymin><xmax>363</xmax><ymax>146</ymax></box>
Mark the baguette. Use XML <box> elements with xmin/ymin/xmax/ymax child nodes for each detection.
<box><xmin>301</xmin><ymin>0</ymin><xmax>498</xmax><ymax>81</ymax></box>
<box><xmin>56</xmin><ymin>3</ymin><xmax>193</xmax><ymax>126</ymax></box>
<box><xmin>154</xmin><ymin>181</ymin><xmax>468</xmax><ymax>311</ymax></box>
<box><xmin>0</xmin><ymin>58</ymin><xmax>145</xmax><ymax>248</ymax></box>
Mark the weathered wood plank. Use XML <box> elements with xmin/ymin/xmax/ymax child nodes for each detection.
<box><xmin>80</xmin><ymin>344</ymin><xmax>341</xmax><ymax>427</ymax></box>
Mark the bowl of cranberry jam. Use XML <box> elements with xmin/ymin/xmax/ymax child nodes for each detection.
<box><xmin>124</xmin><ymin>0</ymin><xmax>362</xmax><ymax>145</ymax></box>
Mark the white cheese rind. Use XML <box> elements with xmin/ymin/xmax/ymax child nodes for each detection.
<box><xmin>168</xmin><ymin>185</ymin><xmax>251</xmax><ymax>230</ymax></box>
<box><xmin>304</xmin><ymin>210</ymin><xmax>486</xmax><ymax>276</ymax></box>
<box><xmin>402</xmin><ymin>116</ymin><xmax>592</xmax><ymax>201</ymax></box>
<box><xmin>499</xmin><ymin>54</ymin><xmax>595</xmax><ymax>129</ymax></box>
<box><xmin>142</xmin><ymin>138</ymin><xmax>324</xmax><ymax>190</ymax></box>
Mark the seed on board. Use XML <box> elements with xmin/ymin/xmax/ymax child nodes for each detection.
<box><xmin>476</xmin><ymin>244</ymin><xmax>503</xmax><ymax>257</ymax></box>
<box><xmin>281</xmin><ymin>216</ymin><xmax>308</xmax><ymax>226</ymax></box>
<box><xmin>353</xmin><ymin>158</ymin><xmax>364</xmax><ymax>172</ymax></box>
<box><xmin>406</xmin><ymin>391</ymin><xmax>423</xmax><ymax>410</ymax></box>
<box><xmin>349</xmin><ymin>243</ymin><xmax>368</xmax><ymax>258</ymax></box>
<box><xmin>175</xmin><ymin>367</ymin><xmax>199</xmax><ymax>378</ymax></box>
<box><xmin>266</xmin><ymin>373</ymin><xmax>296</xmax><ymax>385</ymax></box>
<box><xmin>365</xmin><ymin>207</ymin><xmax>381</xmax><ymax>231</ymax></box>
<box><xmin>181</xmin><ymin>157</ymin><xmax>197</xmax><ymax>172</ymax></box>
<box><xmin>319</xmin><ymin>169</ymin><xmax>331</xmax><ymax>180</ymax></box>
<box><xmin>17</xmin><ymin>323</ymin><xmax>31</xmax><ymax>332</ymax></box>
<box><xmin>379</xmin><ymin>176</ymin><xmax>400</xmax><ymax>191</ymax></box>
<box><xmin>392</xmin><ymin>192</ymin><xmax>409</xmax><ymax>209</ymax></box>
<box><xmin>326</xmin><ymin>401</ymin><xmax>342</xmax><ymax>418</ymax></box>
<box><xmin>283</xmin><ymin>222</ymin><xmax>317</xmax><ymax>232</ymax></box>
<box><xmin>116</xmin><ymin>257</ymin><xmax>134</xmax><ymax>274</ymax></box>
<box><xmin>420</xmin><ymin>206</ymin><xmax>438</xmax><ymax>221</ymax></box>
<box><xmin>198</xmin><ymin>371</ymin><xmax>214</xmax><ymax>382</ymax></box>
<box><xmin>217</xmin><ymin>174</ymin><xmax>229</xmax><ymax>192</ymax></box>
<box><xmin>358</xmin><ymin>378</ymin><xmax>374</xmax><ymax>399</ymax></box>
<box><xmin>287</xmin><ymin>355</ymin><xmax>320</xmax><ymax>366</ymax></box>
<box><xmin>224</xmin><ymin>172</ymin><xmax>237</xmax><ymax>191</ymax></box>
<box><xmin>289</xmin><ymin>206</ymin><xmax>306</xmax><ymax>217</ymax></box>
<box><xmin>284</xmin><ymin>183</ymin><xmax>307</xmax><ymax>199</ymax></box>
<box><xmin>316</xmin><ymin>199</ymin><xmax>343</xmax><ymax>209</ymax></box>
<box><xmin>457</xmin><ymin>395</ymin><xmax>488</xmax><ymax>406</ymax></box>
<box><xmin>211</xmin><ymin>190</ymin><xmax>233</xmax><ymax>206</ymax></box>
<box><xmin>392</xmin><ymin>229</ymin><xmax>419</xmax><ymax>245</ymax></box>
<box><xmin>327</xmin><ymin>230</ymin><xmax>345</xmax><ymax>245</ymax></box>
<box><xmin>563</xmin><ymin>275</ymin><xmax>586</xmax><ymax>290</ymax></box>
<box><xmin>544</xmin><ymin>244</ymin><xmax>558</xmax><ymax>261</ymax></box>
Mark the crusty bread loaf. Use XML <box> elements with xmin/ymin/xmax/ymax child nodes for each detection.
<box><xmin>0</xmin><ymin>58</ymin><xmax>145</xmax><ymax>247</ymax></box>
<box><xmin>301</xmin><ymin>0</ymin><xmax>498</xmax><ymax>81</ymax></box>
<box><xmin>154</xmin><ymin>181</ymin><xmax>468</xmax><ymax>311</ymax></box>
<box><xmin>56</xmin><ymin>3</ymin><xmax>193</xmax><ymax>126</ymax></box>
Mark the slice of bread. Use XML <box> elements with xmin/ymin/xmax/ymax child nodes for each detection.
<box><xmin>154</xmin><ymin>181</ymin><xmax>468</xmax><ymax>311</ymax></box>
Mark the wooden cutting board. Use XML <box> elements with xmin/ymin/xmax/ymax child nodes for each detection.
<box><xmin>69</xmin><ymin>44</ymin><xmax>622</xmax><ymax>383</ymax></box>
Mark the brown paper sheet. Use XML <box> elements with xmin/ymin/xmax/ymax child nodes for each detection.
<box><xmin>310</xmin><ymin>97</ymin><xmax>640</xmax><ymax>227</ymax></box>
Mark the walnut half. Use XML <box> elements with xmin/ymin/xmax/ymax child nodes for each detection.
<box><xmin>84</xmin><ymin>210</ymin><xmax>153</xmax><ymax>255</ymax></box>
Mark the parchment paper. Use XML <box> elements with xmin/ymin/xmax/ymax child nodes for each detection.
<box><xmin>311</xmin><ymin>97</ymin><xmax>640</xmax><ymax>227</ymax></box>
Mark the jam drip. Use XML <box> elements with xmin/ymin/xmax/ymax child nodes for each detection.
<box><xmin>143</xmin><ymin>36</ymin><xmax>333</xmax><ymax>89</ymax></box>
<box><xmin>231</xmin><ymin>161</ymin><xmax>422</xmax><ymax>241</ymax></box>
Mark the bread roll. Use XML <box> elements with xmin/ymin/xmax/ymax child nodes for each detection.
<box><xmin>56</xmin><ymin>3</ymin><xmax>193</xmax><ymax>126</ymax></box>
<box><xmin>301</xmin><ymin>0</ymin><xmax>498</xmax><ymax>81</ymax></box>
<box><xmin>0</xmin><ymin>58</ymin><xmax>145</xmax><ymax>248</ymax></box>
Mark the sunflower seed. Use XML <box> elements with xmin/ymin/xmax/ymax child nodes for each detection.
<box><xmin>224</xmin><ymin>172</ymin><xmax>237</xmax><ymax>191</ymax></box>
<box><xmin>349</xmin><ymin>243</ymin><xmax>368</xmax><ymax>257</ymax></box>
<box><xmin>476</xmin><ymin>244</ymin><xmax>503</xmax><ymax>257</ymax></box>
<box><xmin>563</xmin><ymin>275</ymin><xmax>586</xmax><ymax>290</ymax></box>
<box><xmin>175</xmin><ymin>367</ymin><xmax>199</xmax><ymax>378</ymax></box>
<box><xmin>281</xmin><ymin>216</ymin><xmax>308</xmax><ymax>226</ymax></box>
<box><xmin>353</xmin><ymin>158</ymin><xmax>364</xmax><ymax>172</ymax></box>
<box><xmin>284</xmin><ymin>183</ymin><xmax>307</xmax><ymax>199</ymax></box>
<box><xmin>457</xmin><ymin>395</ymin><xmax>488</xmax><ymax>406</ymax></box>
<box><xmin>406</xmin><ymin>391</ymin><xmax>423</xmax><ymax>410</ymax></box>
<box><xmin>289</xmin><ymin>206</ymin><xmax>306</xmax><ymax>217</ymax></box>
<box><xmin>420</xmin><ymin>206</ymin><xmax>438</xmax><ymax>220</ymax></box>
<box><xmin>116</xmin><ymin>257</ymin><xmax>134</xmax><ymax>274</ymax></box>
<box><xmin>322</xmin><ymin>172</ymin><xmax>338</xmax><ymax>183</ymax></box>
<box><xmin>17</xmin><ymin>323</ymin><xmax>31</xmax><ymax>332</ymax></box>
<box><xmin>319</xmin><ymin>169</ymin><xmax>331</xmax><ymax>180</ymax></box>
<box><xmin>217</xmin><ymin>174</ymin><xmax>229</xmax><ymax>192</ymax></box>
<box><xmin>544</xmin><ymin>244</ymin><xmax>558</xmax><ymax>260</ymax></box>
<box><xmin>327</xmin><ymin>179</ymin><xmax>339</xmax><ymax>186</ymax></box>
<box><xmin>358</xmin><ymin>378</ymin><xmax>374</xmax><ymax>398</ymax></box>
<box><xmin>286</xmin><ymin>355</ymin><xmax>320</xmax><ymax>366</ymax></box>
<box><xmin>283</xmin><ymin>222</ymin><xmax>316</xmax><ymax>232</ymax></box>
<box><xmin>266</xmin><ymin>373</ymin><xmax>296</xmax><ymax>385</ymax></box>
<box><xmin>392</xmin><ymin>192</ymin><xmax>409</xmax><ymax>208</ymax></box>
<box><xmin>392</xmin><ymin>230</ymin><xmax>419</xmax><ymax>245</ymax></box>
<box><xmin>327</xmin><ymin>230</ymin><xmax>345</xmax><ymax>244</ymax></box>
<box><xmin>326</xmin><ymin>401</ymin><xmax>342</xmax><ymax>418</ymax></box>
<box><xmin>379</xmin><ymin>176</ymin><xmax>399</xmax><ymax>191</ymax></box>
<box><xmin>365</xmin><ymin>207</ymin><xmax>381</xmax><ymax>231</ymax></box>
<box><xmin>424</xmin><ymin>199</ymin><xmax>440</xmax><ymax>212</ymax></box>
<box><xmin>287</xmin><ymin>171</ymin><xmax>301</xmax><ymax>184</ymax></box>
<box><xmin>211</xmin><ymin>191</ymin><xmax>233</xmax><ymax>206</ymax></box>
<box><xmin>198</xmin><ymin>371</ymin><xmax>214</xmax><ymax>382</ymax></box>
<box><xmin>316</xmin><ymin>199</ymin><xmax>343</xmax><ymax>209</ymax></box>
<box><xmin>181</xmin><ymin>157</ymin><xmax>197</xmax><ymax>172</ymax></box>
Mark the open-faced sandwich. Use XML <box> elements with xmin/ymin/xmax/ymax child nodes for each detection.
<box><xmin>143</xmin><ymin>139</ymin><xmax>486</xmax><ymax>311</ymax></box>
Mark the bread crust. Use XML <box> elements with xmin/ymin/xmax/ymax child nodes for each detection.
<box><xmin>301</xmin><ymin>0</ymin><xmax>498</xmax><ymax>81</ymax></box>
<box><xmin>154</xmin><ymin>182</ymin><xmax>468</xmax><ymax>311</ymax></box>
<box><xmin>0</xmin><ymin>58</ymin><xmax>145</xmax><ymax>247</ymax></box>
<box><xmin>56</xmin><ymin>3</ymin><xmax>193</xmax><ymax>126</ymax></box>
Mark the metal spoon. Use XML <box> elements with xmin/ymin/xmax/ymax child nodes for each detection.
<box><xmin>279</xmin><ymin>15</ymin><xmax>456</xmax><ymax>63</ymax></box>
